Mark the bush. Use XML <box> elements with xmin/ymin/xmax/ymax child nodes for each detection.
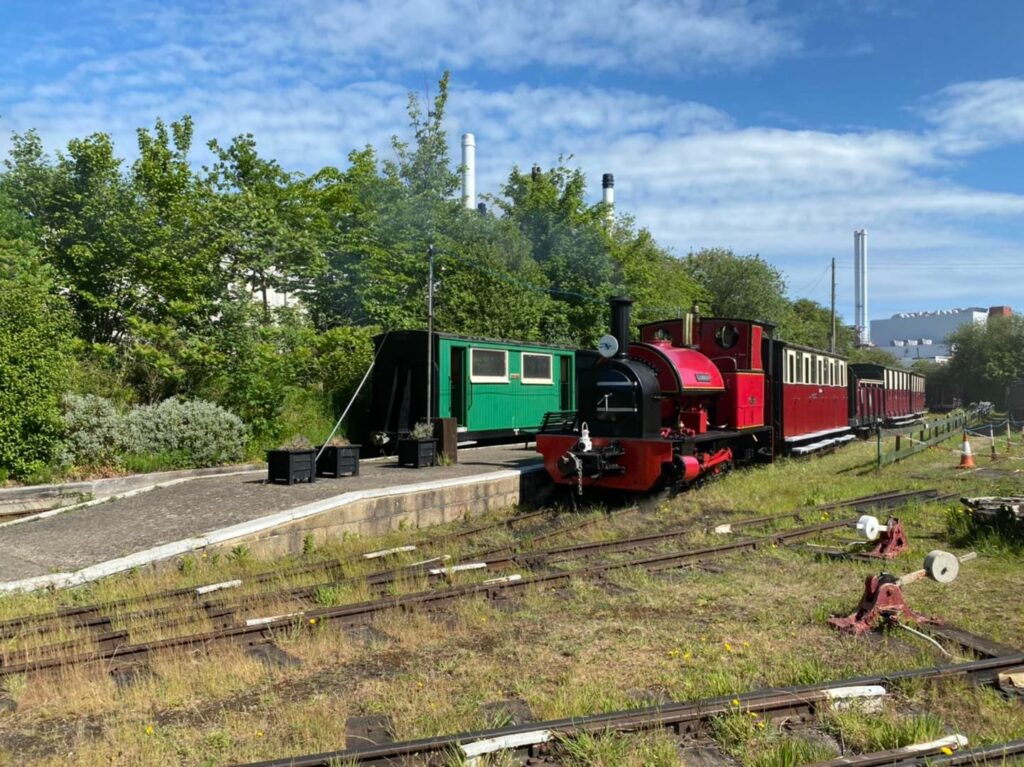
<box><xmin>120</xmin><ymin>398</ymin><xmax>248</xmax><ymax>467</ymax></box>
<box><xmin>0</xmin><ymin>248</ymin><xmax>73</xmax><ymax>479</ymax></box>
<box><xmin>61</xmin><ymin>395</ymin><xmax>249</xmax><ymax>470</ymax></box>
<box><xmin>61</xmin><ymin>394</ymin><xmax>122</xmax><ymax>467</ymax></box>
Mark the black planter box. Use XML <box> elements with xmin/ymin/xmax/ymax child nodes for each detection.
<box><xmin>397</xmin><ymin>438</ymin><xmax>436</xmax><ymax>468</ymax></box>
<box><xmin>315</xmin><ymin>444</ymin><xmax>361</xmax><ymax>478</ymax></box>
<box><xmin>266</xmin><ymin>449</ymin><xmax>316</xmax><ymax>485</ymax></box>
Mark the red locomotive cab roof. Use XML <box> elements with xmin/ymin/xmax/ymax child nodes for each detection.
<box><xmin>629</xmin><ymin>342</ymin><xmax>725</xmax><ymax>394</ymax></box>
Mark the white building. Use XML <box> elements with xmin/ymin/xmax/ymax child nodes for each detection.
<box><xmin>869</xmin><ymin>307</ymin><xmax>1006</xmax><ymax>367</ymax></box>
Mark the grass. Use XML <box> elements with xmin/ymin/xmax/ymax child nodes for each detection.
<box><xmin>1</xmin><ymin>437</ymin><xmax>1023</xmax><ymax>764</ymax></box>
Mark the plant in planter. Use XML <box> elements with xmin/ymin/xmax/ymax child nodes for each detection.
<box><xmin>315</xmin><ymin>435</ymin><xmax>361</xmax><ymax>478</ymax></box>
<box><xmin>397</xmin><ymin>421</ymin><xmax>437</xmax><ymax>469</ymax></box>
<box><xmin>266</xmin><ymin>436</ymin><xmax>316</xmax><ymax>485</ymax></box>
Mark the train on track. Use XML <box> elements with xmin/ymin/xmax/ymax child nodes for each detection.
<box><xmin>536</xmin><ymin>297</ymin><xmax>925</xmax><ymax>493</ymax></box>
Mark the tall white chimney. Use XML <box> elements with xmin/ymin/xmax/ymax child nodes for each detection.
<box><xmin>854</xmin><ymin>229</ymin><xmax>870</xmax><ymax>345</ymax></box>
<box><xmin>602</xmin><ymin>172</ymin><xmax>615</xmax><ymax>225</ymax></box>
<box><xmin>461</xmin><ymin>133</ymin><xmax>476</xmax><ymax>210</ymax></box>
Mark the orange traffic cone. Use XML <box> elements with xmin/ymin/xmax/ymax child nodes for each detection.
<box><xmin>958</xmin><ymin>432</ymin><xmax>976</xmax><ymax>469</ymax></box>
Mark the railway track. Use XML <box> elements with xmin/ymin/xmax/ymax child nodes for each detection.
<box><xmin>807</xmin><ymin>739</ymin><xmax>1024</xmax><ymax>766</ymax></box>
<box><xmin>0</xmin><ymin>489</ymin><xmax>944</xmax><ymax>677</ymax></box>
<box><xmin>0</xmin><ymin>504</ymin><xmax>602</xmax><ymax>640</ymax></box>
<box><xmin>231</xmin><ymin>653</ymin><xmax>1024</xmax><ymax>766</ymax></box>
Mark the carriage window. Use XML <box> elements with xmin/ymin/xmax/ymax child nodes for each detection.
<box><xmin>521</xmin><ymin>353</ymin><xmax>553</xmax><ymax>384</ymax></box>
<box><xmin>715</xmin><ymin>324</ymin><xmax>740</xmax><ymax>350</ymax></box>
<box><xmin>803</xmin><ymin>355</ymin><xmax>810</xmax><ymax>384</ymax></box>
<box><xmin>786</xmin><ymin>351</ymin><xmax>795</xmax><ymax>383</ymax></box>
<box><xmin>818</xmin><ymin>358</ymin><xmax>824</xmax><ymax>385</ymax></box>
<box><xmin>829</xmin><ymin>361</ymin><xmax>835</xmax><ymax>386</ymax></box>
<box><xmin>470</xmin><ymin>348</ymin><xmax>509</xmax><ymax>383</ymax></box>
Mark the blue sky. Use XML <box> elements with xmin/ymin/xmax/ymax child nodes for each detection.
<box><xmin>2</xmin><ymin>0</ymin><xmax>1023</xmax><ymax>324</ymax></box>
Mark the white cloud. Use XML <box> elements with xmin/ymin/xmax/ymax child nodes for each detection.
<box><xmin>81</xmin><ymin>0</ymin><xmax>800</xmax><ymax>76</ymax></box>
<box><xmin>2</xmin><ymin>4</ymin><xmax>1023</xmax><ymax>320</ymax></box>
<box><xmin>922</xmin><ymin>77</ymin><xmax>1024</xmax><ymax>154</ymax></box>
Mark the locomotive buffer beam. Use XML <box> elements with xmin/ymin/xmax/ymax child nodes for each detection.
<box><xmin>556</xmin><ymin>442</ymin><xmax>626</xmax><ymax>480</ymax></box>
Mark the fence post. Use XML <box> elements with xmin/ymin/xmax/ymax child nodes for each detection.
<box><xmin>876</xmin><ymin>427</ymin><xmax>882</xmax><ymax>468</ymax></box>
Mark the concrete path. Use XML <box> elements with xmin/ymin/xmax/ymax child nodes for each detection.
<box><xmin>0</xmin><ymin>445</ymin><xmax>542</xmax><ymax>584</ymax></box>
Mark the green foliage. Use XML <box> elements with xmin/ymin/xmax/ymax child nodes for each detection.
<box><xmin>61</xmin><ymin>394</ymin><xmax>247</xmax><ymax>470</ymax></box>
<box><xmin>786</xmin><ymin>297</ymin><xmax>854</xmax><ymax>351</ymax></box>
<box><xmin>61</xmin><ymin>394</ymin><xmax>122</xmax><ymax>466</ymax></box>
<box><xmin>683</xmin><ymin>248</ymin><xmax>792</xmax><ymax>326</ymax></box>
<box><xmin>847</xmin><ymin>345</ymin><xmax>902</xmax><ymax>365</ymax></box>
<box><xmin>120</xmin><ymin>397</ymin><xmax>247</xmax><ymax>466</ymax></box>
<box><xmin>947</xmin><ymin>314</ymin><xmax>1024</xmax><ymax>405</ymax></box>
<box><xmin>0</xmin><ymin>244</ymin><xmax>73</xmax><ymax>478</ymax></box>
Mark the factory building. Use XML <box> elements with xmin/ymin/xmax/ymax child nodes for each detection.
<box><xmin>870</xmin><ymin>306</ymin><xmax>1013</xmax><ymax>366</ymax></box>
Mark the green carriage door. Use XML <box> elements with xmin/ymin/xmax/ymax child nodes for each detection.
<box><xmin>559</xmin><ymin>355</ymin><xmax>571</xmax><ymax>410</ymax></box>
<box><xmin>467</xmin><ymin>347</ymin><xmax>509</xmax><ymax>431</ymax></box>
<box><xmin>449</xmin><ymin>346</ymin><xmax>467</xmax><ymax>426</ymax></box>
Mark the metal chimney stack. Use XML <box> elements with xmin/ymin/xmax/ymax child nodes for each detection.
<box><xmin>853</xmin><ymin>229</ymin><xmax>870</xmax><ymax>345</ymax></box>
<box><xmin>461</xmin><ymin>133</ymin><xmax>476</xmax><ymax>210</ymax></box>
<box><xmin>602</xmin><ymin>173</ymin><xmax>615</xmax><ymax>225</ymax></box>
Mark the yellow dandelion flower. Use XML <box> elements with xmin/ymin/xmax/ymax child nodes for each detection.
<box><xmin>309</xmin><ymin>618</ymin><xmax>317</xmax><ymax>625</ymax></box>
<box><xmin>742</xmin><ymin>640</ymin><xmax>750</xmax><ymax>647</ymax></box>
<box><xmin>256</xmin><ymin>731</ymin><xmax>264</xmax><ymax>738</ymax></box>
<box><xmin>748</xmin><ymin>712</ymin><xmax>758</xmax><ymax>718</ymax></box>
<box><xmin>667</xmin><ymin>649</ymin><xmax>679</xmax><ymax>658</ymax></box>
<box><xmin>145</xmin><ymin>725</ymin><xmax>154</xmax><ymax>736</ymax></box>
<box><xmin>757</xmin><ymin>721</ymin><xmax>766</xmax><ymax>729</ymax></box>
<box><xmin>731</xmin><ymin>698</ymin><xmax>740</xmax><ymax>707</ymax></box>
<box><xmin>724</xmin><ymin>642</ymin><xmax>733</xmax><ymax>652</ymax></box>
<box><xmin>683</xmin><ymin>652</ymin><xmax>693</xmax><ymax>661</ymax></box>
<box><xmin>940</xmin><ymin>747</ymin><xmax>953</xmax><ymax>755</ymax></box>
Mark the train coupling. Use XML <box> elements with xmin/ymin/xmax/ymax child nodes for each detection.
<box><xmin>556</xmin><ymin>442</ymin><xmax>626</xmax><ymax>480</ymax></box>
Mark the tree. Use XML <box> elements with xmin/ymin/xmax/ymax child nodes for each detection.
<box><xmin>207</xmin><ymin>133</ymin><xmax>323</xmax><ymax>322</ymax></box>
<box><xmin>785</xmin><ymin>298</ymin><xmax>854</xmax><ymax>351</ymax></box>
<box><xmin>0</xmin><ymin>243</ymin><xmax>73</xmax><ymax>478</ymax></box>
<box><xmin>947</xmin><ymin>315</ymin><xmax>1024</xmax><ymax>405</ymax></box>
<box><xmin>683</xmin><ymin>248</ymin><xmax>792</xmax><ymax>328</ymax></box>
<box><xmin>847</xmin><ymin>346</ymin><xmax>902</xmax><ymax>365</ymax></box>
<box><xmin>495</xmin><ymin>162</ymin><xmax>617</xmax><ymax>344</ymax></box>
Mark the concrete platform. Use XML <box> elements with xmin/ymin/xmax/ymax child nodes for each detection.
<box><xmin>0</xmin><ymin>445</ymin><xmax>548</xmax><ymax>593</ymax></box>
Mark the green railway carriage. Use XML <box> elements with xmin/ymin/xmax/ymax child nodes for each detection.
<box><xmin>368</xmin><ymin>330</ymin><xmax>582</xmax><ymax>445</ymax></box>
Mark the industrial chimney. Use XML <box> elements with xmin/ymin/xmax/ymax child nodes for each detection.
<box><xmin>461</xmin><ymin>133</ymin><xmax>476</xmax><ymax>210</ymax></box>
<box><xmin>602</xmin><ymin>173</ymin><xmax>615</xmax><ymax>225</ymax></box>
<box><xmin>853</xmin><ymin>229</ymin><xmax>870</xmax><ymax>345</ymax></box>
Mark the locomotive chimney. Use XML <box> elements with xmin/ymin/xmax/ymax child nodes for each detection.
<box><xmin>610</xmin><ymin>296</ymin><xmax>633</xmax><ymax>359</ymax></box>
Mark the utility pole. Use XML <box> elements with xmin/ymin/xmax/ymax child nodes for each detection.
<box><xmin>829</xmin><ymin>257</ymin><xmax>836</xmax><ymax>354</ymax></box>
<box><xmin>426</xmin><ymin>244</ymin><xmax>434</xmax><ymax>422</ymax></box>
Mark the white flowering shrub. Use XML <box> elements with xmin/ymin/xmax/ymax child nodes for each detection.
<box><xmin>61</xmin><ymin>394</ymin><xmax>122</xmax><ymax>467</ymax></box>
<box><xmin>62</xmin><ymin>395</ymin><xmax>248</xmax><ymax>469</ymax></box>
<box><xmin>120</xmin><ymin>398</ymin><xmax>248</xmax><ymax>467</ymax></box>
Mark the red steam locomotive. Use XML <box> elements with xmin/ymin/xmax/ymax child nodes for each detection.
<box><xmin>535</xmin><ymin>297</ymin><xmax>923</xmax><ymax>493</ymax></box>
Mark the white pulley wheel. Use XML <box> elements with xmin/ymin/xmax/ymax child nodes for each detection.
<box><xmin>856</xmin><ymin>514</ymin><xmax>881</xmax><ymax>541</ymax></box>
<box><xmin>924</xmin><ymin>550</ymin><xmax>960</xmax><ymax>584</ymax></box>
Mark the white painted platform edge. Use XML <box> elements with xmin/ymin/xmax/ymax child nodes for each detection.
<box><xmin>0</xmin><ymin>469</ymin><xmax>265</xmax><ymax>531</ymax></box>
<box><xmin>0</xmin><ymin>464</ymin><xmax>545</xmax><ymax>594</ymax></box>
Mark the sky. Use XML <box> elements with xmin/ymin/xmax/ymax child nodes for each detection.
<box><xmin>1</xmin><ymin>0</ymin><xmax>1023</xmax><ymax>325</ymax></box>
